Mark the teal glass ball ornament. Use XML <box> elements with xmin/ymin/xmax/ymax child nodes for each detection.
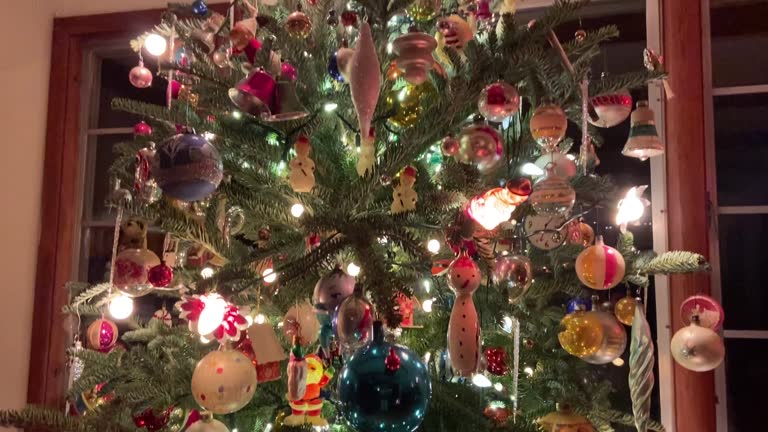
<box><xmin>338</xmin><ymin>321</ymin><xmax>431</xmax><ymax>432</ymax></box>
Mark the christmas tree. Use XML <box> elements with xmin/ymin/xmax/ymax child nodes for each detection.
<box><xmin>1</xmin><ymin>0</ymin><xmax>713</xmax><ymax>431</ymax></box>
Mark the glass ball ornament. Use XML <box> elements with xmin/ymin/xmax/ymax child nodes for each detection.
<box><xmin>670</xmin><ymin>319</ymin><xmax>725</xmax><ymax>372</ymax></box>
<box><xmin>580</xmin><ymin>309</ymin><xmax>627</xmax><ymax>364</ymax></box>
<box><xmin>614</xmin><ymin>295</ymin><xmax>638</xmax><ymax>326</ymax></box>
<box><xmin>567</xmin><ymin>297</ymin><xmax>592</xmax><ymax>314</ymax></box>
<box><xmin>154</xmin><ymin>133</ymin><xmax>224</xmax><ymax>202</ymax></box>
<box><xmin>529</xmin><ymin>164</ymin><xmax>575</xmax><ymax>216</ymax></box>
<box><xmin>129</xmin><ymin>61</ymin><xmax>153</xmax><ymax>88</ymax></box>
<box><xmin>132</xmin><ymin>407</ymin><xmax>172</xmax><ymax>432</ymax></box>
<box><xmin>191</xmin><ymin>0</ymin><xmax>208</xmax><ymax>16</ymax></box>
<box><xmin>456</xmin><ymin>120</ymin><xmax>504</xmax><ymax>174</ymax></box>
<box><xmin>186</xmin><ymin>418</ymin><xmax>229</xmax><ymax>432</ymax></box>
<box><xmin>680</xmin><ymin>294</ymin><xmax>724</xmax><ymax>330</ymax></box>
<box><xmin>326</xmin><ymin>9</ymin><xmax>339</xmax><ymax>26</ymax></box>
<box><xmin>492</xmin><ymin>253</ymin><xmax>533</xmax><ymax>304</ymax></box>
<box><xmin>113</xmin><ymin>248</ymin><xmax>161</xmax><ymax>297</ymax></box>
<box><xmin>312</xmin><ymin>267</ymin><xmax>356</xmax><ymax>312</ymax></box>
<box><xmin>575</xmin><ymin>236</ymin><xmax>626</xmax><ymax>290</ymax></box>
<box><xmin>333</xmin><ymin>295</ymin><xmax>375</xmax><ymax>353</ymax></box>
<box><xmin>589</xmin><ymin>89</ymin><xmax>632</xmax><ymax>128</ymax></box>
<box><xmin>338</xmin><ymin>321</ymin><xmax>432</xmax><ymax>432</ymax></box>
<box><xmin>478</xmin><ymin>82</ymin><xmax>520</xmax><ymax>123</ymax></box>
<box><xmin>148</xmin><ymin>261</ymin><xmax>174</xmax><ymax>288</ymax></box>
<box><xmin>285</xmin><ymin>7</ymin><xmax>312</xmax><ymax>38</ymax></box>
<box><xmin>191</xmin><ymin>349</ymin><xmax>257</xmax><ymax>414</ymax></box>
<box><xmin>282</xmin><ymin>302</ymin><xmax>320</xmax><ymax>346</ymax></box>
<box><xmin>87</xmin><ymin>318</ymin><xmax>118</xmax><ymax>352</ymax></box>
<box><xmin>558</xmin><ymin>310</ymin><xmax>604</xmax><ymax>357</ymax></box>
<box><xmin>386</xmin><ymin>83</ymin><xmax>435</xmax><ymax>129</ymax></box>
<box><xmin>340</xmin><ymin>9</ymin><xmax>358</xmax><ymax>27</ymax></box>
<box><xmin>530</xmin><ymin>102</ymin><xmax>567</xmax><ymax>152</ymax></box>
<box><xmin>534</xmin><ymin>151</ymin><xmax>577</xmax><ymax>179</ymax></box>
<box><xmin>134</xmin><ymin>121</ymin><xmax>152</xmax><ymax>136</ymax></box>
<box><xmin>537</xmin><ymin>403</ymin><xmax>595</xmax><ymax>432</ymax></box>
<box><xmin>567</xmin><ymin>220</ymin><xmax>595</xmax><ymax>247</ymax></box>
<box><xmin>441</xmin><ymin>134</ymin><xmax>460</xmax><ymax>157</ymax></box>
<box><xmin>484</xmin><ymin>347</ymin><xmax>508</xmax><ymax>376</ymax></box>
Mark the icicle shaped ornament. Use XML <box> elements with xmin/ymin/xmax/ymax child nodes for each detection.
<box><xmin>629</xmin><ymin>305</ymin><xmax>655</xmax><ymax>432</ymax></box>
<box><xmin>348</xmin><ymin>22</ymin><xmax>381</xmax><ymax>139</ymax></box>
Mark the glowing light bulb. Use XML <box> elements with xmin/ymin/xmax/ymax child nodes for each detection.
<box><xmin>422</xmin><ymin>298</ymin><xmax>434</xmax><ymax>313</ymax></box>
<box><xmin>232</xmin><ymin>110</ymin><xmax>243</xmax><ymax>119</ymax></box>
<box><xmin>616</xmin><ymin>186</ymin><xmax>649</xmax><ymax>226</ymax></box>
<box><xmin>323</xmin><ymin>102</ymin><xmax>338</xmax><ymax>112</ymax></box>
<box><xmin>347</xmin><ymin>262</ymin><xmax>361</xmax><ymax>277</ymax></box>
<box><xmin>264</xmin><ymin>424</ymin><xmax>273</xmax><ymax>432</ymax></box>
<box><xmin>144</xmin><ymin>33</ymin><xmax>168</xmax><ymax>56</ymax></box>
<box><xmin>423</xmin><ymin>352</ymin><xmax>431</xmax><ymax>363</ymax></box>
<box><xmin>501</xmin><ymin>316</ymin><xmax>513</xmax><ymax>333</ymax></box>
<box><xmin>109</xmin><ymin>294</ymin><xmax>134</xmax><ymax>320</ymax></box>
<box><xmin>521</xmin><ymin>162</ymin><xmax>544</xmax><ymax>176</ymax></box>
<box><xmin>427</xmin><ymin>239</ymin><xmax>441</xmax><ymax>254</ymax></box>
<box><xmin>197</xmin><ymin>294</ymin><xmax>228</xmax><ymax>336</ymax></box>
<box><xmin>200</xmin><ymin>334</ymin><xmax>211</xmax><ymax>344</ymax></box>
<box><xmin>423</xmin><ymin>279</ymin><xmax>431</xmax><ymax>292</ymax></box>
<box><xmin>472</xmin><ymin>374</ymin><xmax>493</xmax><ymax>388</ymax></box>
<box><xmin>200</xmin><ymin>266</ymin><xmax>214</xmax><ymax>279</ymax></box>
<box><xmin>255</xmin><ymin>313</ymin><xmax>266</xmax><ymax>324</ymax></box>
<box><xmin>494</xmin><ymin>382</ymin><xmax>504</xmax><ymax>391</ymax></box>
<box><xmin>290</xmin><ymin>203</ymin><xmax>305</xmax><ymax>217</ymax></box>
<box><xmin>386</xmin><ymin>42</ymin><xmax>394</xmax><ymax>54</ymax></box>
<box><xmin>523</xmin><ymin>366</ymin><xmax>534</xmax><ymax>377</ymax></box>
<box><xmin>612</xmin><ymin>357</ymin><xmax>625</xmax><ymax>367</ymax></box>
<box><xmin>203</xmin><ymin>131</ymin><xmax>216</xmax><ymax>141</ymax></box>
<box><xmin>262</xmin><ymin>268</ymin><xmax>277</xmax><ymax>284</ymax></box>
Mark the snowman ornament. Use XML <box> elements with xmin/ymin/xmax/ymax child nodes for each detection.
<box><xmin>446</xmin><ymin>251</ymin><xmax>482</xmax><ymax>377</ymax></box>
<box><xmin>391</xmin><ymin>166</ymin><xmax>418</xmax><ymax>214</ymax></box>
<box><xmin>356</xmin><ymin>128</ymin><xmax>376</xmax><ymax>177</ymax></box>
<box><xmin>289</xmin><ymin>135</ymin><xmax>315</xmax><ymax>193</ymax></box>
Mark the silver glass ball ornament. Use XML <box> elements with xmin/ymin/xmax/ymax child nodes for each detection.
<box><xmin>492</xmin><ymin>253</ymin><xmax>533</xmax><ymax>303</ymax></box>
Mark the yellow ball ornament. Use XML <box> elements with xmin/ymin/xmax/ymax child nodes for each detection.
<box><xmin>386</xmin><ymin>83</ymin><xmax>435</xmax><ymax>129</ymax></box>
<box><xmin>575</xmin><ymin>236</ymin><xmax>626</xmax><ymax>290</ymax></box>
<box><xmin>614</xmin><ymin>295</ymin><xmax>638</xmax><ymax>326</ymax></box>
<box><xmin>537</xmin><ymin>403</ymin><xmax>595</xmax><ymax>432</ymax></box>
<box><xmin>558</xmin><ymin>310</ymin><xmax>604</xmax><ymax>357</ymax></box>
<box><xmin>191</xmin><ymin>349</ymin><xmax>258</xmax><ymax>414</ymax></box>
<box><xmin>406</xmin><ymin>0</ymin><xmax>438</xmax><ymax>21</ymax></box>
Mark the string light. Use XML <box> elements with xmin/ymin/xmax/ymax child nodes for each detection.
<box><xmin>422</xmin><ymin>298</ymin><xmax>434</xmax><ymax>313</ymax></box>
<box><xmin>501</xmin><ymin>316</ymin><xmax>514</xmax><ymax>333</ymax></box>
<box><xmin>109</xmin><ymin>294</ymin><xmax>134</xmax><ymax>320</ymax></box>
<box><xmin>494</xmin><ymin>382</ymin><xmax>504</xmax><ymax>391</ymax></box>
<box><xmin>347</xmin><ymin>262</ymin><xmax>361</xmax><ymax>277</ymax></box>
<box><xmin>203</xmin><ymin>131</ymin><xmax>216</xmax><ymax>141</ymax></box>
<box><xmin>144</xmin><ymin>33</ymin><xmax>168</xmax><ymax>56</ymax></box>
<box><xmin>262</xmin><ymin>268</ymin><xmax>277</xmax><ymax>284</ymax></box>
<box><xmin>231</xmin><ymin>110</ymin><xmax>243</xmax><ymax>119</ymax></box>
<box><xmin>523</xmin><ymin>366</ymin><xmax>534</xmax><ymax>377</ymax></box>
<box><xmin>197</xmin><ymin>294</ymin><xmax>228</xmax><ymax>336</ymax></box>
<box><xmin>521</xmin><ymin>162</ymin><xmax>544</xmax><ymax>176</ymax></box>
<box><xmin>616</xmin><ymin>186</ymin><xmax>648</xmax><ymax>226</ymax></box>
<box><xmin>323</xmin><ymin>102</ymin><xmax>338</xmax><ymax>112</ymax></box>
<box><xmin>255</xmin><ymin>313</ymin><xmax>266</xmax><ymax>324</ymax></box>
<box><xmin>422</xmin><ymin>279</ymin><xmax>431</xmax><ymax>293</ymax></box>
<box><xmin>290</xmin><ymin>203</ymin><xmax>305</xmax><ymax>217</ymax></box>
<box><xmin>612</xmin><ymin>357</ymin><xmax>625</xmax><ymax>367</ymax></box>
<box><xmin>427</xmin><ymin>239</ymin><xmax>441</xmax><ymax>254</ymax></box>
<box><xmin>200</xmin><ymin>267</ymin><xmax>215</xmax><ymax>279</ymax></box>
<box><xmin>472</xmin><ymin>374</ymin><xmax>493</xmax><ymax>388</ymax></box>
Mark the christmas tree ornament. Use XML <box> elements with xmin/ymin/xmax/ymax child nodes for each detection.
<box><xmin>147</xmin><ymin>261</ymin><xmax>173</xmax><ymax>288</ymax></box>
<box><xmin>326</xmin><ymin>9</ymin><xmax>338</xmax><ymax>26</ymax></box>
<box><xmin>191</xmin><ymin>349</ymin><xmax>257</xmax><ymax>414</ymax></box>
<box><xmin>186</xmin><ymin>417</ymin><xmax>229</xmax><ymax>432</ymax></box>
<box><xmin>288</xmin><ymin>135</ymin><xmax>315</xmax><ymax>192</ymax></box>
<box><xmin>477</xmin><ymin>82</ymin><xmax>520</xmax><ymax>123</ymax></box>
<box><xmin>437</xmin><ymin>14</ymin><xmax>473</xmax><ymax>51</ymax></box>
<box><xmin>134</xmin><ymin>144</ymin><xmax>162</xmax><ymax>204</ymax></box>
<box><xmin>285</xmin><ymin>351</ymin><xmax>333</xmax><ymax>427</ymax></box>
<box><xmin>129</xmin><ymin>61</ymin><xmax>153</xmax><ymax>88</ymax></box>
<box><xmin>285</xmin><ymin>5</ymin><xmax>312</xmax><ymax>38</ymax></box>
<box><xmin>348</xmin><ymin>22</ymin><xmax>381</xmax><ymax>139</ymax></box>
<box><xmin>153</xmin><ymin>133</ymin><xmax>223</xmax><ymax>202</ymax></box>
<box><xmin>228</xmin><ymin>68</ymin><xmax>276</xmax><ymax>118</ymax></box>
<box><xmin>536</xmin><ymin>403</ymin><xmax>595</xmax><ymax>432</ymax></box>
<box><xmin>230</xmin><ymin>16</ymin><xmax>258</xmax><ymax>51</ymax></box>
<box><xmin>492</xmin><ymin>253</ymin><xmax>533</xmax><ymax>304</ymax></box>
<box><xmin>245</xmin><ymin>322</ymin><xmax>287</xmax><ymax>382</ymax></box>
<box><xmin>286</xmin><ymin>337</ymin><xmax>308</xmax><ymax>401</ymax></box>
<box><xmin>313</xmin><ymin>267</ymin><xmax>356</xmax><ymax>313</ymax></box>
<box><xmin>441</xmin><ymin>134</ymin><xmax>460</xmax><ymax>156</ymax></box>
<box><xmin>484</xmin><ymin>347</ymin><xmax>508</xmax><ymax>375</ymax></box>
<box><xmin>334</xmin><ymin>294</ymin><xmax>374</xmax><ymax>354</ymax></box>
<box><xmin>338</xmin><ymin>321</ymin><xmax>431</xmax><ymax>432</ymax></box>
<box><xmin>283</xmin><ymin>302</ymin><xmax>320</xmax><ymax>346</ymax></box>
<box><xmin>191</xmin><ymin>0</ymin><xmax>207</xmax><ymax>16</ymax></box>
<box><xmin>386</xmin><ymin>82</ymin><xmax>434</xmax><ymax>129</ymax></box>
<box><xmin>623</xmin><ymin>100</ymin><xmax>664</xmax><ymax>161</ymax></box>
<box><xmin>391</xmin><ymin>165</ymin><xmax>418</xmax><ymax>213</ymax></box>
<box><xmin>530</xmin><ymin>102</ymin><xmax>567</xmax><ymax>152</ymax></box>
<box><xmin>356</xmin><ymin>128</ymin><xmax>376</xmax><ymax>176</ymax></box>
<box><xmin>87</xmin><ymin>318</ymin><xmax>118</xmax><ymax>352</ymax></box>
<box><xmin>670</xmin><ymin>318</ymin><xmax>725</xmax><ymax>372</ymax></box>
<box><xmin>575</xmin><ymin>28</ymin><xmax>587</xmax><ymax>42</ymax></box>
<box><xmin>566</xmin><ymin>297</ymin><xmax>592</xmax><ymax>314</ymax></box>
<box><xmin>467</xmin><ymin>178</ymin><xmax>532</xmax><ymax>230</ymax></box>
<box><xmin>133</xmin><ymin>407</ymin><xmax>172</xmax><ymax>431</ymax></box>
<box><xmin>384</xmin><ymin>347</ymin><xmax>402</xmax><ymax>372</ymax></box>
<box><xmin>456</xmin><ymin>118</ymin><xmax>504</xmax><ymax>173</ymax></box>
<box><xmin>680</xmin><ymin>294</ymin><xmax>724</xmax><ymax>330</ymax></box>
<box><xmin>134</xmin><ymin>121</ymin><xmax>152</xmax><ymax>136</ymax></box>
<box><xmin>334</xmin><ymin>43</ymin><xmax>355</xmax><ymax>83</ymax></box>
<box><xmin>588</xmin><ymin>90</ymin><xmax>632</xmax><ymax>128</ymax></box>
<box><xmin>575</xmin><ymin>236</ymin><xmax>626</xmax><ymax>290</ymax></box>
<box><xmin>280</xmin><ymin>61</ymin><xmax>298</xmax><ymax>82</ymax></box>
<box><xmin>529</xmin><ymin>164</ymin><xmax>575</xmax><ymax>216</ymax></box>
<box><xmin>406</xmin><ymin>0</ymin><xmax>440</xmax><ymax>21</ymax></box>
<box><xmin>393</xmin><ymin>29</ymin><xmax>437</xmax><ymax>85</ymax></box>
<box><xmin>211</xmin><ymin>41</ymin><xmax>232</xmax><ymax>68</ymax></box>
<box><xmin>615</xmin><ymin>294</ymin><xmax>639</xmax><ymax>326</ymax></box>
<box><xmin>558</xmin><ymin>310</ymin><xmax>604</xmax><ymax>357</ymax></box>
<box><xmin>340</xmin><ymin>9</ymin><xmax>358</xmax><ymax>27</ymax></box>
<box><xmin>152</xmin><ymin>307</ymin><xmax>172</xmax><ymax>327</ymax></box>
<box><xmin>395</xmin><ymin>292</ymin><xmax>420</xmax><ymax>328</ymax></box>
<box><xmin>524</xmin><ymin>213</ymin><xmax>567</xmax><ymax>250</ymax></box>
<box><xmin>265</xmin><ymin>79</ymin><xmax>309</xmax><ymax>122</ymax></box>
<box><xmin>447</xmin><ymin>252</ymin><xmax>482</xmax><ymax>376</ymax></box>
<box><xmin>580</xmin><ymin>306</ymin><xmax>627</xmax><ymax>364</ymax></box>
<box><xmin>566</xmin><ymin>219</ymin><xmax>594</xmax><ymax>247</ymax></box>
<box><xmin>534</xmin><ymin>150</ymin><xmax>577</xmax><ymax>179</ymax></box>
<box><xmin>484</xmin><ymin>404</ymin><xmax>511</xmax><ymax>427</ymax></box>
<box><xmin>114</xmin><ymin>247</ymin><xmax>162</xmax><ymax>297</ymax></box>
<box><xmin>629</xmin><ymin>305</ymin><xmax>655</xmax><ymax>432</ymax></box>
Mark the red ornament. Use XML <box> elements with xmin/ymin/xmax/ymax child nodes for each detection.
<box><xmin>306</xmin><ymin>232</ymin><xmax>321</xmax><ymax>250</ymax></box>
<box><xmin>483</xmin><ymin>405</ymin><xmax>511</xmax><ymax>426</ymax></box>
<box><xmin>148</xmin><ymin>262</ymin><xmax>174</xmax><ymax>287</ymax></box>
<box><xmin>170</xmin><ymin>80</ymin><xmax>182</xmax><ymax>99</ymax></box>
<box><xmin>484</xmin><ymin>347</ymin><xmax>508</xmax><ymax>376</ymax></box>
<box><xmin>133</xmin><ymin>407</ymin><xmax>173</xmax><ymax>431</ymax></box>
<box><xmin>133</xmin><ymin>121</ymin><xmax>152</xmax><ymax>136</ymax></box>
<box><xmin>385</xmin><ymin>347</ymin><xmax>401</xmax><ymax>372</ymax></box>
<box><xmin>341</xmin><ymin>10</ymin><xmax>358</xmax><ymax>27</ymax></box>
<box><xmin>281</xmin><ymin>61</ymin><xmax>298</xmax><ymax>81</ymax></box>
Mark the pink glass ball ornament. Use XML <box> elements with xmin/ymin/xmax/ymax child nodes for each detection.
<box><xmin>129</xmin><ymin>61</ymin><xmax>153</xmax><ymax>88</ymax></box>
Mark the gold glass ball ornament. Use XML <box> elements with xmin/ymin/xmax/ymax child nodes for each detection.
<box><xmin>580</xmin><ymin>307</ymin><xmax>627</xmax><ymax>365</ymax></box>
<box><xmin>614</xmin><ymin>295</ymin><xmax>638</xmax><ymax>326</ymax></box>
<box><xmin>285</xmin><ymin>6</ymin><xmax>312</xmax><ymax>38</ymax></box>
<box><xmin>537</xmin><ymin>403</ymin><xmax>595</xmax><ymax>432</ymax></box>
<box><xmin>386</xmin><ymin>83</ymin><xmax>434</xmax><ymax>129</ymax></box>
<box><xmin>558</xmin><ymin>310</ymin><xmax>604</xmax><ymax>357</ymax></box>
<box><xmin>575</xmin><ymin>236</ymin><xmax>626</xmax><ymax>290</ymax></box>
<box><xmin>670</xmin><ymin>318</ymin><xmax>725</xmax><ymax>372</ymax></box>
<box><xmin>191</xmin><ymin>349</ymin><xmax>257</xmax><ymax>414</ymax></box>
<box><xmin>530</xmin><ymin>102</ymin><xmax>567</xmax><ymax>152</ymax></box>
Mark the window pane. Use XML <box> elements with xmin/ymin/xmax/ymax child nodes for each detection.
<box><xmin>96</xmin><ymin>54</ymin><xmax>166</xmax><ymax>129</ymax></box>
<box><xmin>724</xmin><ymin>338</ymin><xmax>768</xmax><ymax>431</ymax></box>
<box><xmin>714</xmin><ymin>93</ymin><xmax>768</xmax><ymax>206</ymax></box>
<box><xmin>87</xmin><ymin>134</ymin><xmax>134</xmax><ymax>221</ymax></box>
<box><xmin>718</xmin><ymin>214</ymin><xmax>768</xmax><ymax>330</ymax></box>
<box><xmin>710</xmin><ymin>2</ymin><xmax>768</xmax><ymax>87</ymax></box>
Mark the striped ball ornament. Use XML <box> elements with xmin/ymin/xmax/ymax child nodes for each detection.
<box><xmin>575</xmin><ymin>236</ymin><xmax>625</xmax><ymax>290</ymax></box>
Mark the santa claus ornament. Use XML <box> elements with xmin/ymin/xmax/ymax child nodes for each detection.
<box><xmin>446</xmin><ymin>251</ymin><xmax>482</xmax><ymax>376</ymax></box>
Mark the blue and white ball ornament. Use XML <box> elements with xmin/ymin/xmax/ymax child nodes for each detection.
<box><xmin>566</xmin><ymin>297</ymin><xmax>592</xmax><ymax>314</ymax></box>
<box><xmin>154</xmin><ymin>133</ymin><xmax>223</xmax><ymax>202</ymax></box>
<box><xmin>328</xmin><ymin>52</ymin><xmax>345</xmax><ymax>82</ymax></box>
<box><xmin>192</xmin><ymin>0</ymin><xmax>208</xmax><ymax>16</ymax></box>
<box><xmin>338</xmin><ymin>321</ymin><xmax>431</xmax><ymax>432</ymax></box>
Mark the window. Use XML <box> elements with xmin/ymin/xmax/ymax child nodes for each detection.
<box><xmin>704</xmin><ymin>1</ymin><xmax>768</xmax><ymax>431</ymax></box>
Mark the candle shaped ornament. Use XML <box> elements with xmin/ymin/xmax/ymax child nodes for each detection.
<box><xmin>446</xmin><ymin>252</ymin><xmax>482</xmax><ymax>376</ymax></box>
